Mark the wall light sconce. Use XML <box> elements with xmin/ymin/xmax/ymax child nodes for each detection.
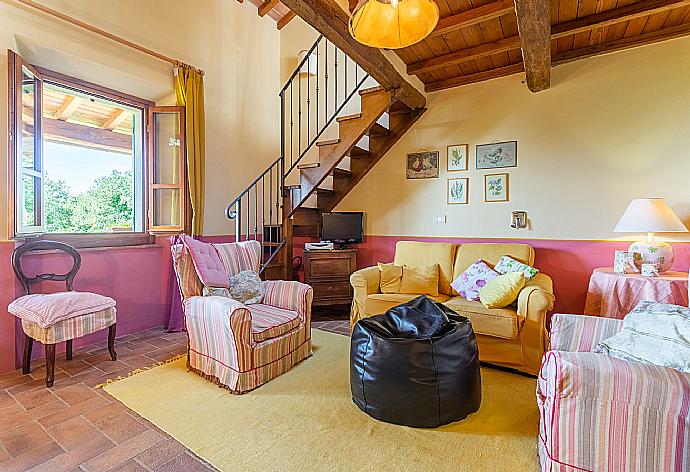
<box><xmin>511</xmin><ymin>211</ymin><xmax>528</xmax><ymax>229</ymax></box>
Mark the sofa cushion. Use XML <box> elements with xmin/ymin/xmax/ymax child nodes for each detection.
<box><xmin>378</xmin><ymin>263</ymin><xmax>402</xmax><ymax>293</ymax></box>
<box><xmin>399</xmin><ymin>264</ymin><xmax>440</xmax><ymax>296</ymax></box>
<box><xmin>394</xmin><ymin>241</ymin><xmax>455</xmax><ymax>295</ymax></box>
<box><xmin>453</xmin><ymin>243</ymin><xmax>534</xmax><ymax>287</ymax></box>
<box><xmin>479</xmin><ymin>272</ymin><xmax>526</xmax><ymax>308</ymax></box>
<box><xmin>444</xmin><ymin>297</ymin><xmax>521</xmax><ymax>339</ymax></box>
<box><xmin>365</xmin><ymin>293</ymin><xmax>451</xmax><ymax>316</ymax></box>
<box><xmin>248</xmin><ymin>304</ymin><xmax>301</xmax><ymax>342</ymax></box>
<box><xmin>451</xmin><ymin>260</ymin><xmax>499</xmax><ymax>302</ymax></box>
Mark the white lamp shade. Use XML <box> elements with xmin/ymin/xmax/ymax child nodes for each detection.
<box><xmin>614</xmin><ymin>198</ymin><xmax>688</xmax><ymax>233</ymax></box>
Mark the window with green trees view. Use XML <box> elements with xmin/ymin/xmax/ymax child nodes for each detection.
<box><xmin>10</xmin><ymin>50</ymin><xmax>186</xmax><ymax>243</ymax></box>
<box><xmin>39</xmin><ymin>83</ymin><xmax>143</xmax><ymax>234</ymax></box>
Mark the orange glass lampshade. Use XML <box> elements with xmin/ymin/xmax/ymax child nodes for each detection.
<box><xmin>349</xmin><ymin>0</ymin><xmax>440</xmax><ymax>49</ymax></box>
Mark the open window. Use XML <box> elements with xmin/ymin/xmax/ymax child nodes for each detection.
<box><xmin>148</xmin><ymin>107</ymin><xmax>187</xmax><ymax>234</ymax></box>
<box><xmin>7</xmin><ymin>50</ymin><xmax>187</xmax><ymax>245</ymax></box>
<box><xmin>9</xmin><ymin>50</ymin><xmax>44</xmax><ymax>235</ymax></box>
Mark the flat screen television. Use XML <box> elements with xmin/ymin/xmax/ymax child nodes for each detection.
<box><xmin>321</xmin><ymin>212</ymin><xmax>364</xmax><ymax>244</ymax></box>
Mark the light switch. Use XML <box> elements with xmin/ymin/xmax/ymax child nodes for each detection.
<box><xmin>433</xmin><ymin>215</ymin><xmax>447</xmax><ymax>224</ymax></box>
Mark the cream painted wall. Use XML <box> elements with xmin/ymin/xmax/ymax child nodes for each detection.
<box><xmin>0</xmin><ymin>0</ymin><xmax>281</xmax><ymax>237</ymax></box>
<box><xmin>336</xmin><ymin>36</ymin><xmax>690</xmax><ymax>242</ymax></box>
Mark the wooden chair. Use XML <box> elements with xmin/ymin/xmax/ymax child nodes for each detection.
<box><xmin>10</xmin><ymin>240</ymin><xmax>117</xmax><ymax>387</ymax></box>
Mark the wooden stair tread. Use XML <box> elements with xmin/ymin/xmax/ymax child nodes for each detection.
<box><xmin>332</xmin><ymin>167</ymin><xmax>351</xmax><ymax>178</ymax></box>
<box><xmin>297</xmin><ymin>162</ymin><xmax>320</xmax><ymax>169</ymax></box>
<box><xmin>388</xmin><ymin>101</ymin><xmax>412</xmax><ymax>115</ymax></box>
<box><xmin>316</xmin><ymin>187</ymin><xmax>335</xmax><ymax>195</ymax></box>
<box><xmin>336</xmin><ymin>113</ymin><xmax>362</xmax><ymax>122</ymax></box>
<box><xmin>316</xmin><ymin>138</ymin><xmax>340</xmax><ymax>146</ymax></box>
<box><xmin>359</xmin><ymin>85</ymin><xmax>386</xmax><ymax>96</ymax></box>
<box><xmin>349</xmin><ymin>145</ymin><xmax>369</xmax><ymax>158</ymax></box>
<box><xmin>263</xmin><ymin>241</ymin><xmax>283</xmax><ymax>247</ymax></box>
<box><xmin>368</xmin><ymin>122</ymin><xmax>389</xmax><ymax>137</ymax></box>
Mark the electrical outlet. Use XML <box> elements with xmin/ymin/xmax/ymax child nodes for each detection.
<box><xmin>433</xmin><ymin>215</ymin><xmax>447</xmax><ymax>224</ymax></box>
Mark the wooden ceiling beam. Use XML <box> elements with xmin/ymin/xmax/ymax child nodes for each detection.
<box><xmin>408</xmin><ymin>36</ymin><xmax>521</xmax><ymax>75</ymax></box>
<box><xmin>27</xmin><ymin>118</ymin><xmax>132</xmax><ymax>153</ymax></box>
<box><xmin>277</xmin><ymin>10</ymin><xmax>296</xmax><ymax>29</ymax></box>
<box><xmin>413</xmin><ymin>0</ymin><xmax>690</xmax><ymax>79</ymax></box>
<box><xmin>280</xmin><ymin>0</ymin><xmax>426</xmax><ymax>109</ymax></box>
<box><xmin>552</xmin><ymin>0</ymin><xmax>690</xmax><ymax>39</ymax></box>
<box><xmin>425</xmin><ymin>63</ymin><xmax>525</xmax><ymax>92</ymax></box>
<box><xmin>102</xmin><ymin>109</ymin><xmax>129</xmax><ymax>130</ymax></box>
<box><xmin>514</xmin><ymin>0</ymin><xmax>551</xmax><ymax>92</ymax></box>
<box><xmin>553</xmin><ymin>22</ymin><xmax>690</xmax><ymax>64</ymax></box>
<box><xmin>428</xmin><ymin>0</ymin><xmax>516</xmax><ymax>39</ymax></box>
<box><xmin>55</xmin><ymin>95</ymin><xmax>82</xmax><ymax>121</ymax></box>
<box><xmin>426</xmin><ymin>21</ymin><xmax>690</xmax><ymax>92</ymax></box>
<box><xmin>258</xmin><ymin>0</ymin><xmax>280</xmax><ymax>17</ymax></box>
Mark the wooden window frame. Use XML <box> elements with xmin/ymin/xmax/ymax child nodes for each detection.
<box><xmin>8</xmin><ymin>50</ymin><xmax>45</xmax><ymax>237</ymax></box>
<box><xmin>7</xmin><ymin>52</ymin><xmax>189</xmax><ymax>248</ymax></box>
<box><xmin>148</xmin><ymin>106</ymin><xmax>188</xmax><ymax>235</ymax></box>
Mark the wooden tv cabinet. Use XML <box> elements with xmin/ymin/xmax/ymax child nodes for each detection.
<box><xmin>304</xmin><ymin>249</ymin><xmax>357</xmax><ymax>306</ymax></box>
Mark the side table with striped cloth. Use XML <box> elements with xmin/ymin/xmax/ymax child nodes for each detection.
<box><xmin>584</xmin><ymin>267</ymin><xmax>689</xmax><ymax>319</ymax></box>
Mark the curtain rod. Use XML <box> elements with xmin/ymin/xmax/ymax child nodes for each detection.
<box><xmin>15</xmin><ymin>0</ymin><xmax>205</xmax><ymax>76</ymax></box>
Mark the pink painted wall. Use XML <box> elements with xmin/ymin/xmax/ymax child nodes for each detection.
<box><xmin>354</xmin><ymin>236</ymin><xmax>690</xmax><ymax>315</ymax></box>
<box><xmin>0</xmin><ymin>238</ymin><xmax>174</xmax><ymax>374</ymax></box>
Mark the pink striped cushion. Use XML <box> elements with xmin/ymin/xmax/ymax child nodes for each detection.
<box><xmin>249</xmin><ymin>304</ymin><xmax>300</xmax><ymax>342</ymax></box>
<box><xmin>214</xmin><ymin>241</ymin><xmax>261</xmax><ymax>277</ymax></box>
<box><xmin>183</xmin><ymin>235</ymin><xmax>229</xmax><ymax>288</ymax></box>
<box><xmin>9</xmin><ymin>292</ymin><xmax>116</xmax><ymax>328</ymax></box>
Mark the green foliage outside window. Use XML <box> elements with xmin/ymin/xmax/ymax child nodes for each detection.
<box><xmin>42</xmin><ymin>170</ymin><xmax>134</xmax><ymax>233</ymax></box>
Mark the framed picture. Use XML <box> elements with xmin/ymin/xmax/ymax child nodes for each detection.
<box><xmin>447</xmin><ymin>178</ymin><xmax>469</xmax><ymax>205</ymax></box>
<box><xmin>476</xmin><ymin>141</ymin><xmax>517</xmax><ymax>170</ymax></box>
<box><xmin>447</xmin><ymin>144</ymin><xmax>468</xmax><ymax>171</ymax></box>
<box><xmin>484</xmin><ymin>173</ymin><xmax>509</xmax><ymax>202</ymax></box>
<box><xmin>406</xmin><ymin>151</ymin><xmax>439</xmax><ymax>179</ymax></box>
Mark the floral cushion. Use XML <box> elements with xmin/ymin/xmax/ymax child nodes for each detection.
<box><xmin>596</xmin><ymin>301</ymin><xmax>690</xmax><ymax>373</ymax></box>
<box><xmin>451</xmin><ymin>260</ymin><xmax>499</xmax><ymax>302</ymax></box>
<box><xmin>494</xmin><ymin>255</ymin><xmax>539</xmax><ymax>280</ymax></box>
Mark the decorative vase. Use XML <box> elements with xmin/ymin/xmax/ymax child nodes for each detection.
<box><xmin>628</xmin><ymin>241</ymin><xmax>674</xmax><ymax>273</ymax></box>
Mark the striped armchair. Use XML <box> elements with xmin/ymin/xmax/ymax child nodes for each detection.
<box><xmin>538</xmin><ymin>313</ymin><xmax>690</xmax><ymax>471</ymax></box>
<box><xmin>171</xmin><ymin>240</ymin><xmax>313</xmax><ymax>394</ymax></box>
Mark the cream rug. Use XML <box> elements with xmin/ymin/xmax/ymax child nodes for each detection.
<box><xmin>104</xmin><ymin>330</ymin><xmax>540</xmax><ymax>471</ymax></box>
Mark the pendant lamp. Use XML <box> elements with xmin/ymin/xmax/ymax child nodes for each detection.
<box><xmin>349</xmin><ymin>0</ymin><xmax>440</xmax><ymax>49</ymax></box>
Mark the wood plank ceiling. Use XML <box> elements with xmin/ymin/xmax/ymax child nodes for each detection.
<box><xmin>391</xmin><ymin>0</ymin><xmax>690</xmax><ymax>92</ymax></box>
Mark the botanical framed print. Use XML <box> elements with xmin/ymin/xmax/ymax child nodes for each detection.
<box><xmin>447</xmin><ymin>178</ymin><xmax>469</xmax><ymax>205</ymax></box>
<box><xmin>476</xmin><ymin>141</ymin><xmax>517</xmax><ymax>170</ymax></box>
<box><xmin>406</xmin><ymin>151</ymin><xmax>439</xmax><ymax>179</ymax></box>
<box><xmin>484</xmin><ymin>173</ymin><xmax>509</xmax><ymax>202</ymax></box>
<box><xmin>447</xmin><ymin>144</ymin><xmax>468</xmax><ymax>171</ymax></box>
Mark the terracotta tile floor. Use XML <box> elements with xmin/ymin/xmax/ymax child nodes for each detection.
<box><xmin>0</xmin><ymin>321</ymin><xmax>349</xmax><ymax>471</ymax></box>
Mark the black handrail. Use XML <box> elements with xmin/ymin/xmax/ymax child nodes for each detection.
<box><xmin>227</xmin><ymin>34</ymin><xmax>373</xmax><ymax>274</ymax></box>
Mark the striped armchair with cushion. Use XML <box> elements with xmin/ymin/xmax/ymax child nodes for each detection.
<box><xmin>538</xmin><ymin>313</ymin><xmax>690</xmax><ymax>471</ymax></box>
<box><xmin>171</xmin><ymin>239</ymin><xmax>313</xmax><ymax>394</ymax></box>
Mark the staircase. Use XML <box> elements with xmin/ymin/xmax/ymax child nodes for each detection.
<box><xmin>226</xmin><ymin>35</ymin><xmax>426</xmax><ymax>280</ymax></box>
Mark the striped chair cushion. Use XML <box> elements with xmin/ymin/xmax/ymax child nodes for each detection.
<box><xmin>21</xmin><ymin>307</ymin><xmax>116</xmax><ymax>344</ymax></box>
<box><xmin>549</xmin><ymin>313</ymin><xmax>623</xmax><ymax>352</ymax></box>
<box><xmin>171</xmin><ymin>244</ymin><xmax>203</xmax><ymax>299</ymax></box>
<box><xmin>214</xmin><ymin>241</ymin><xmax>261</xmax><ymax>277</ymax></box>
<box><xmin>538</xmin><ymin>350</ymin><xmax>690</xmax><ymax>471</ymax></box>
<box><xmin>249</xmin><ymin>304</ymin><xmax>301</xmax><ymax>342</ymax></box>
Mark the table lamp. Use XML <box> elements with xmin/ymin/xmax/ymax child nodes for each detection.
<box><xmin>614</xmin><ymin>198</ymin><xmax>688</xmax><ymax>272</ymax></box>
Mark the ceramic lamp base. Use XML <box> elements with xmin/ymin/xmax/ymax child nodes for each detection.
<box><xmin>628</xmin><ymin>241</ymin><xmax>674</xmax><ymax>273</ymax></box>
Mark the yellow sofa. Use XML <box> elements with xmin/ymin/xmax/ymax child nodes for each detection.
<box><xmin>350</xmin><ymin>241</ymin><xmax>555</xmax><ymax>375</ymax></box>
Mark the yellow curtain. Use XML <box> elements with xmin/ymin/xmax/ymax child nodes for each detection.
<box><xmin>174</xmin><ymin>65</ymin><xmax>205</xmax><ymax>236</ymax></box>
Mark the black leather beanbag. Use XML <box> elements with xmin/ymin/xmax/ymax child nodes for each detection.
<box><xmin>350</xmin><ymin>295</ymin><xmax>481</xmax><ymax>428</ymax></box>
